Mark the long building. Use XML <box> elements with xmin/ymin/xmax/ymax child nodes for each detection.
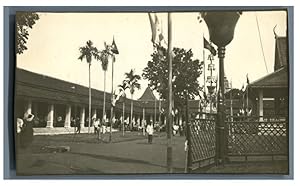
<box><xmin>15</xmin><ymin>67</ymin><xmax>279</xmax><ymax>134</ymax></box>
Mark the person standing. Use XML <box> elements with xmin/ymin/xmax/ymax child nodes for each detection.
<box><xmin>20</xmin><ymin>113</ymin><xmax>34</xmax><ymax>148</ymax></box>
<box><xmin>16</xmin><ymin>117</ymin><xmax>24</xmax><ymax>149</ymax></box>
<box><xmin>94</xmin><ymin>118</ymin><xmax>101</xmax><ymax>140</ymax></box>
<box><xmin>76</xmin><ymin>117</ymin><xmax>81</xmax><ymax>134</ymax></box>
<box><xmin>146</xmin><ymin>121</ymin><xmax>154</xmax><ymax>144</ymax></box>
<box><xmin>92</xmin><ymin>118</ymin><xmax>97</xmax><ymax>134</ymax></box>
<box><xmin>101</xmin><ymin>121</ymin><xmax>107</xmax><ymax>142</ymax></box>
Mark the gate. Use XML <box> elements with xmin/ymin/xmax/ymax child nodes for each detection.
<box><xmin>187</xmin><ymin>113</ymin><xmax>217</xmax><ymax>171</ymax></box>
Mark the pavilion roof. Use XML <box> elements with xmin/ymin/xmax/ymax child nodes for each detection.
<box><xmin>138</xmin><ymin>87</ymin><xmax>158</xmax><ymax>101</ymax></box>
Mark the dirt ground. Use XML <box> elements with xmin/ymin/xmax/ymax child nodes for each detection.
<box><xmin>15</xmin><ymin>131</ymin><xmax>289</xmax><ymax>176</ymax></box>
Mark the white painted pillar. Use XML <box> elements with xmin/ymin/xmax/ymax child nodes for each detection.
<box><xmin>46</xmin><ymin>104</ymin><xmax>54</xmax><ymax>128</ymax></box>
<box><xmin>137</xmin><ymin>116</ymin><xmax>141</xmax><ymax>126</ymax></box>
<box><xmin>142</xmin><ymin>108</ymin><xmax>145</xmax><ymax>122</ymax></box>
<box><xmin>258</xmin><ymin>90</ymin><xmax>264</xmax><ymax>121</ymax></box>
<box><xmin>179</xmin><ymin>115</ymin><xmax>183</xmax><ymax>126</ymax></box>
<box><xmin>26</xmin><ymin>99</ymin><xmax>32</xmax><ymax>115</ymax></box>
<box><xmin>80</xmin><ymin>107</ymin><xmax>85</xmax><ymax>128</ymax></box>
<box><xmin>64</xmin><ymin>105</ymin><xmax>71</xmax><ymax>128</ymax></box>
<box><xmin>92</xmin><ymin>108</ymin><xmax>97</xmax><ymax>119</ymax></box>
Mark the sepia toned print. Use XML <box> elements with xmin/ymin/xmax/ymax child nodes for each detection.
<box><xmin>14</xmin><ymin>10</ymin><xmax>289</xmax><ymax>175</ymax></box>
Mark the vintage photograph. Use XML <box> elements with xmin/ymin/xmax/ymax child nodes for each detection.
<box><xmin>14</xmin><ymin>10</ymin><xmax>289</xmax><ymax>175</ymax></box>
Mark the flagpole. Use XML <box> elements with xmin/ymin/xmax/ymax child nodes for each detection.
<box><xmin>230</xmin><ymin>79</ymin><xmax>233</xmax><ymax>120</ymax></box>
<box><xmin>109</xmin><ymin>56</ymin><xmax>114</xmax><ymax>143</ymax></box>
<box><xmin>246</xmin><ymin>87</ymin><xmax>249</xmax><ymax>110</ymax></box>
<box><xmin>159</xmin><ymin>99</ymin><xmax>161</xmax><ymax>125</ymax></box>
<box><xmin>203</xmin><ymin>35</ymin><xmax>206</xmax><ymax>95</ymax></box>
<box><xmin>246</xmin><ymin>74</ymin><xmax>249</xmax><ymax>110</ymax></box>
<box><xmin>167</xmin><ymin>12</ymin><xmax>173</xmax><ymax>173</ymax></box>
<box><xmin>154</xmin><ymin>96</ymin><xmax>157</xmax><ymax>124</ymax></box>
<box><xmin>210</xmin><ymin>56</ymin><xmax>213</xmax><ymax>114</ymax></box>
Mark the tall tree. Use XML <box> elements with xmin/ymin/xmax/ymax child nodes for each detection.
<box><xmin>78</xmin><ymin>40</ymin><xmax>99</xmax><ymax>133</ymax></box>
<box><xmin>143</xmin><ymin>47</ymin><xmax>204</xmax><ymax>111</ymax></box>
<box><xmin>124</xmin><ymin>69</ymin><xmax>141</xmax><ymax>130</ymax></box>
<box><xmin>16</xmin><ymin>12</ymin><xmax>39</xmax><ymax>54</ymax></box>
<box><xmin>99</xmin><ymin>44</ymin><xmax>111</xmax><ymax>122</ymax></box>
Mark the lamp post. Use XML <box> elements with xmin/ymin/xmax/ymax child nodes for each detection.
<box><xmin>201</xmin><ymin>11</ymin><xmax>241</xmax><ymax>165</ymax></box>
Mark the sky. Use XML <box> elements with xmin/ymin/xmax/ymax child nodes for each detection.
<box><xmin>17</xmin><ymin>11</ymin><xmax>287</xmax><ymax>100</ymax></box>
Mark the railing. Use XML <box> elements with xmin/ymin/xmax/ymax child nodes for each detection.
<box><xmin>225</xmin><ymin>115</ymin><xmax>288</xmax><ymax>159</ymax></box>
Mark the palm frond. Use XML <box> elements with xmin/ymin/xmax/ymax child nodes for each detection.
<box><xmin>78</xmin><ymin>40</ymin><xmax>99</xmax><ymax>64</ymax></box>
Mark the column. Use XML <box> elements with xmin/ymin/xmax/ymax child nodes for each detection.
<box><xmin>258</xmin><ymin>90</ymin><xmax>264</xmax><ymax>121</ymax></box>
<box><xmin>92</xmin><ymin>108</ymin><xmax>97</xmax><ymax>119</ymax></box>
<box><xmin>64</xmin><ymin>105</ymin><xmax>71</xmax><ymax>128</ymax></box>
<box><xmin>80</xmin><ymin>107</ymin><xmax>85</xmax><ymax>128</ymax></box>
<box><xmin>26</xmin><ymin>99</ymin><xmax>32</xmax><ymax>115</ymax></box>
<box><xmin>33</xmin><ymin>102</ymin><xmax>38</xmax><ymax>117</ymax></box>
<box><xmin>46</xmin><ymin>104</ymin><xmax>54</xmax><ymax>128</ymax></box>
<box><xmin>142</xmin><ymin>108</ymin><xmax>145</xmax><ymax>135</ymax></box>
<box><xmin>137</xmin><ymin>116</ymin><xmax>141</xmax><ymax>126</ymax></box>
<box><xmin>179</xmin><ymin>115</ymin><xmax>183</xmax><ymax>126</ymax></box>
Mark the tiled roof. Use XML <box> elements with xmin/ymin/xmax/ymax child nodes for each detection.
<box><xmin>138</xmin><ymin>87</ymin><xmax>158</xmax><ymax>101</ymax></box>
<box><xmin>15</xmin><ymin>68</ymin><xmax>144</xmax><ymax>114</ymax></box>
<box><xmin>248</xmin><ymin>67</ymin><xmax>288</xmax><ymax>88</ymax></box>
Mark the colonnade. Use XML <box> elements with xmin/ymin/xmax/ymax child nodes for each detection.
<box><xmin>19</xmin><ymin>98</ymin><xmax>168</xmax><ymax>130</ymax></box>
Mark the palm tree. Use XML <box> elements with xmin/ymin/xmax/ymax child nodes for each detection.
<box><xmin>99</xmin><ymin>47</ymin><xmax>110</xmax><ymax>123</ymax></box>
<box><xmin>124</xmin><ymin>69</ymin><xmax>141</xmax><ymax>130</ymax></box>
<box><xmin>78</xmin><ymin>40</ymin><xmax>99</xmax><ymax>133</ymax></box>
<box><xmin>118</xmin><ymin>80</ymin><xmax>129</xmax><ymax>136</ymax></box>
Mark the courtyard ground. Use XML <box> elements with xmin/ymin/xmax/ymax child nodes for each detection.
<box><xmin>15</xmin><ymin>131</ymin><xmax>289</xmax><ymax>176</ymax></box>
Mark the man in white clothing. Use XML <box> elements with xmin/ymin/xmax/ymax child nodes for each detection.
<box><xmin>146</xmin><ymin>120</ymin><xmax>154</xmax><ymax>144</ymax></box>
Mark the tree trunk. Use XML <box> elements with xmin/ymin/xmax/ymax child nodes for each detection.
<box><xmin>88</xmin><ymin>63</ymin><xmax>91</xmax><ymax>133</ymax></box>
<box><xmin>130</xmin><ymin>93</ymin><xmax>133</xmax><ymax>131</ymax></box>
<box><xmin>103</xmin><ymin>71</ymin><xmax>106</xmax><ymax>121</ymax></box>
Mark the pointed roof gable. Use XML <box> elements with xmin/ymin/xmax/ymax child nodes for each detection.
<box><xmin>138</xmin><ymin>87</ymin><xmax>158</xmax><ymax>101</ymax></box>
<box><xmin>274</xmin><ymin>37</ymin><xmax>288</xmax><ymax>71</ymax></box>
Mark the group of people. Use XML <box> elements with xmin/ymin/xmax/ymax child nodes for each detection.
<box><xmin>237</xmin><ymin>108</ymin><xmax>252</xmax><ymax>117</ymax></box>
<box><xmin>92</xmin><ymin>118</ymin><xmax>108</xmax><ymax>142</ymax></box>
<box><xmin>16</xmin><ymin>113</ymin><xmax>35</xmax><ymax>149</ymax></box>
<box><xmin>172</xmin><ymin>124</ymin><xmax>185</xmax><ymax>136</ymax></box>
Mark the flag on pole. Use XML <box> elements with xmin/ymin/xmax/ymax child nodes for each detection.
<box><xmin>204</xmin><ymin>37</ymin><xmax>217</xmax><ymax>56</ymax></box>
<box><xmin>246</xmin><ymin>74</ymin><xmax>250</xmax><ymax>84</ymax></box>
<box><xmin>241</xmin><ymin>84</ymin><xmax>245</xmax><ymax>92</ymax></box>
<box><xmin>111</xmin><ymin>37</ymin><xmax>119</xmax><ymax>54</ymax></box>
<box><xmin>148</xmin><ymin>13</ymin><xmax>164</xmax><ymax>46</ymax></box>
